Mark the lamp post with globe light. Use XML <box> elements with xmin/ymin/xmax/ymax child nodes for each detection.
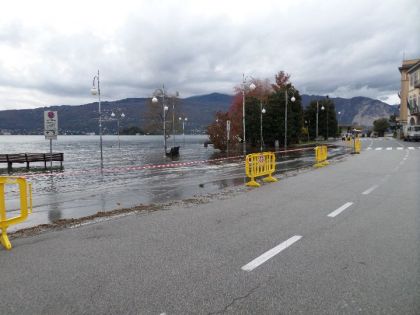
<box><xmin>316</xmin><ymin>101</ymin><xmax>324</xmax><ymax>141</ymax></box>
<box><xmin>337</xmin><ymin>111</ymin><xmax>342</xmax><ymax>138</ymax></box>
<box><xmin>91</xmin><ymin>70</ymin><xmax>103</xmax><ymax>168</ymax></box>
<box><xmin>152</xmin><ymin>86</ymin><xmax>169</xmax><ymax>155</ymax></box>
<box><xmin>111</xmin><ymin>111</ymin><xmax>125</xmax><ymax>149</ymax></box>
<box><xmin>321</xmin><ymin>105</ymin><xmax>326</xmax><ymax>139</ymax></box>
<box><xmin>284</xmin><ymin>88</ymin><xmax>296</xmax><ymax>150</ymax></box>
<box><xmin>260</xmin><ymin>105</ymin><xmax>266</xmax><ymax>152</ymax></box>
<box><xmin>241</xmin><ymin>75</ymin><xmax>256</xmax><ymax>155</ymax></box>
<box><xmin>178</xmin><ymin>116</ymin><xmax>187</xmax><ymax>145</ymax></box>
<box><xmin>170</xmin><ymin>92</ymin><xmax>179</xmax><ymax>148</ymax></box>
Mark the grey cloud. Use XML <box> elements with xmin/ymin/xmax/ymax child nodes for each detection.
<box><xmin>0</xmin><ymin>0</ymin><xmax>419</xmax><ymax>109</ymax></box>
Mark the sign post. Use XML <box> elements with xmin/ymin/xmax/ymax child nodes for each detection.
<box><xmin>226</xmin><ymin>120</ymin><xmax>231</xmax><ymax>156</ymax></box>
<box><xmin>44</xmin><ymin>111</ymin><xmax>58</xmax><ymax>170</ymax></box>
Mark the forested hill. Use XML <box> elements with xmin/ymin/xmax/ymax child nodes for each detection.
<box><xmin>0</xmin><ymin>93</ymin><xmax>397</xmax><ymax>134</ymax></box>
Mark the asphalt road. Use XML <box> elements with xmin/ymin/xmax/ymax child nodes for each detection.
<box><xmin>1</xmin><ymin>138</ymin><xmax>419</xmax><ymax>314</ymax></box>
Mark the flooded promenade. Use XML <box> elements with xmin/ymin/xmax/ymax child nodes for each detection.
<box><xmin>1</xmin><ymin>135</ymin><xmax>347</xmax><ymax>230</ymax></box>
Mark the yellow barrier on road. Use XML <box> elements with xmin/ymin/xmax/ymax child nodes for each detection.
<box><xmin>245</xmin><ymin>152</ymin><xmax>277</xmax><ymax>187</ymax></box>
<box><xmin>314</xmin><ymin>145</ymin><xmax>329</xmax><ymax>168</ymax></box>
<box><xmin>0</xmin><ymin>177</ymin><xmax>32</xmax><ymax>250</ymax></box>
<box><xmin>353</xmin><ymin>138</ymin><xmax>361</xmax><ymax>154</ymax></box>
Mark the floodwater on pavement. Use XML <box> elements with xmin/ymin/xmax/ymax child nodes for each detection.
<box><xmin>0</xmin><ymin>135</ymin><xmax>348</xmax><ymax>230</ymax></box>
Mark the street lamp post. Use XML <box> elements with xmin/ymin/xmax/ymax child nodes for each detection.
<box><xmin>321</xmin><ymin>105</ymin><xmax>325</xmax><ymax>139</ymax></box>
<box><xmin>241</xmin><ymin>74</ymin><xmax>256</xmax><ymax>156</ymax></box>
<box><xmin>91</xmin><ymin>70</ymin><xmax>103</xmax><ymax>168</ymax></box>
<box><xmin>260</xmin><ymin>104</ymin><xmax>266</xmax><ymax>152</ymax></box>
<box><xmin>284</xmin><ymin>88</ymin><xmax>296</xmax><ymax>151</ymax></box>
<box><xmin>111</xmin><ymin>111</ymin><xmax>125</xmax><ymax>149</ymax></box>
<box><xmin>337</xmin><ymin>111</ymin><xmax>341</xmax><ymax>137</ymax></box>
<box><xmin>171</xmin><ymin>92</ymin><xmax>179</xmax><ymax>148</ymax></box>
<box><xmin>152</xmin><ymin>86</ymin><xmax>169</xmax><ymax>155</ymax></box>
<box><xmin>178</xmin><ymin>116</ymin><xmax>187</xmax><ymax>145</ymax></box>
<box><xmin>326</xmin><ymin>105</ymin><xmax>329</xmax><ymax>139</ymax></box>
<box><xmin>316</xmin><ymin>101</ymin><xmax>319</xmax><ymax>140</ymax></box>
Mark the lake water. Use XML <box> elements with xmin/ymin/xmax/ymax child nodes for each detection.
<box><xmin>0</xmin><ymin>135</ymin><xmax>347</xmax><ymax>230</ymax></box>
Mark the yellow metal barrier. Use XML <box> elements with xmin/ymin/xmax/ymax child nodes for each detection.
<box><xmin>0</xmin><ymin>177</ymin><xmax>32</xmax><ymax>250</ymax></box>
<box><xmin>353</xmin><ymin>138</ymin><xmax>361</xmax><ymax>154</ymax></box>
<box><xmin>245</xmin><ymin>152</ymin><xmax>277</xmax><ymax>187</ymax></box>
<box><xmin>314</xmin><ymin>145</ymin><xmax>329</xmax><ymax>168</ymax></box>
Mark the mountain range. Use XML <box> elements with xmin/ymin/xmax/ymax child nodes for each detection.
<box><xmin>0</xmin><ymin>93</ymin><xmax>398</xmax><ymax>135</ymax></box>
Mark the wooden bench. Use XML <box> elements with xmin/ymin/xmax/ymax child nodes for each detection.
<box><xmin>0</xmin><ymin>153</ymin><xmax>64</xmax><ymax>170</ymax></box>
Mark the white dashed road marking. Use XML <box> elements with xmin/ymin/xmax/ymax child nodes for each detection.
<box><xmin>241</xmin><ymin>235</ymin><xmax>302</xmax><ymax>272</ymax></box>
<box><xmin>375</xmin><ymin>147</ymin><xmax>383</xmax><ymax>151</ymax></box>
<box><xmin>362</xmin><ymin>185</ymin><xmax>379</xmax><ymax>195</ymax></box>
<box><xmin>327</xmin><ymin>202</ymin><xmax>354</xmax><ymax>218</ymax></box>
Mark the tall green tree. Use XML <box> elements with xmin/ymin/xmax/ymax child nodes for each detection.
<box><xmin>244</xmin><ymin>96</ymin><xmax>262</xmax><ymax>146</ymax></box>
<box><xmin>261</xmin><ymin>85</ymin><xmax>303</xmax><ymax>146</ymax></box>
<box><xmin>373</xmin><ymin>118</ymin><xmax>389</xmax><ymax>136</ymax></box>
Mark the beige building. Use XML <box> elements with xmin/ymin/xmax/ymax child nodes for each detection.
<box><xmin>399</xmin><ymin>58</ymin><xmax>420</xmax><ymax>128</ymax></box>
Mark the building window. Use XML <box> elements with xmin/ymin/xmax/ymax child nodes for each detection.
<box><xmin>409</xmin><ymin>95</ymin><xmax>414</xmax><ymax>113</ymax></box>
<box><xmin>417</xmin><ymin>95</ymin><xmax>420</xmax><ymax>112</ymax></box>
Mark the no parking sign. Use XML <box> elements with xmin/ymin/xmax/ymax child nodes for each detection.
<box><xmin>44</xmin><ymin>111</ymin><xmax>58</xmax><ymax>140</ymax></box>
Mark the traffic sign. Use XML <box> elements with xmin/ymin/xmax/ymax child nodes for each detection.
<box><xmin>44</xmin><ymin>111</ymin><xmax>58</xmax><ymax>140</ymax></box>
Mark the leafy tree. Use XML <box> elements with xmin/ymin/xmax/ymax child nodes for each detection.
<box><xmin>207</xmin><ymin>111</ymin><xmax>239</xmax><ymax>151</ymax></box>
<box><xmin>224</xmin><ymin>78</ymin><xmax>272</xmax><ymax>149</ymax></box>
<box><xmin>226</xmin><ymin>93</ymin><xmax>244</xmax><ymax>143</ymax></box>
<box><xmin>262</xmin><ymin>85</ymin><xmax>303</xmax><ymax>146</ymax></box>
<box><xmin>207</xmin><ymin>71</ymin><xmax>304</xmax><ymax>151</ymax></box>
<box><xmin>388</xmin><ymin>114</ymin><xmax>398</xmax><ymax>132</ymax></box>
<box><xmin>271</xmin><ymin>71</ymin><xmax>291</xmax><ymax>91</ymax></box>
<box><xmin>373</xmin><ymin>118</ymin><xmax>389</xmax><ymax>136</ymax></box>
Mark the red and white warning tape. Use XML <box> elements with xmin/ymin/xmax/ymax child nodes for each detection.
<box><xmin>22</xmin><ymin>145</ymin><xmax>325</xmax><ymax>179</ymax></box>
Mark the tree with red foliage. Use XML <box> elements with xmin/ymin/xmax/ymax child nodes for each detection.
<box><xmin>207</xmin><ymin>111</ymin><xmax>237</xmax><ymax>152</ymax></box>
<box><xmin>228</xmin><ymin>79</ymin><xmax>273</xmax><ymax>144</ymax></box>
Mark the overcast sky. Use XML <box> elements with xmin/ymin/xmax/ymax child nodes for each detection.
<box><xmin>0</xmin><ymin>0</ymin><xmax>419</xmax><ymax>110</ymax></box>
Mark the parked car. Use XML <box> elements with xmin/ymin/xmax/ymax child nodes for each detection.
<box><xmin>404</xmin><ymin>125</ymin><xmax>420</xmax><ymax>141</ymax></box>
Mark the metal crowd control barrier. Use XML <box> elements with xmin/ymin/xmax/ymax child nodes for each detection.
<box><xmin>245</xmin><ymin>152</ymin><xmax>277</xmax><ymax>187</ymax></box>
<box><xmin>314</xmin><ymin>145</ymin><xmax>329</xmax><ymax>168</ymax></box>
<box><xmin>0</xmin><ymin>177</ymin><xmax>32</xmax><ymax>250</ymax></box>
